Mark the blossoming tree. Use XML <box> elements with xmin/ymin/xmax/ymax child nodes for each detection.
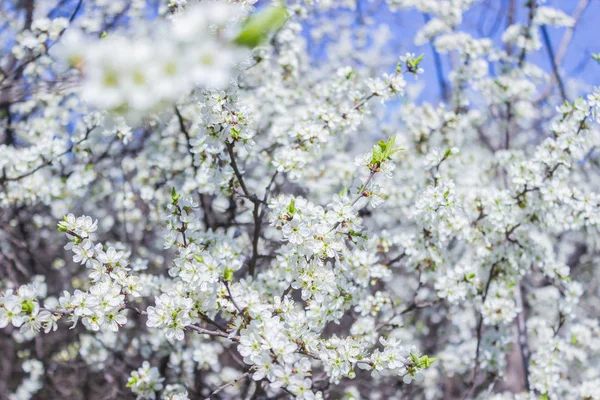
<box><xmin>1</xmin><ymin>0</ymin><xmax>600</xmax><ymax>399</ymax></box>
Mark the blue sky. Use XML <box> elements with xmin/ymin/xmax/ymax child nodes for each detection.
<box><xmin>303</xmin><ymin>0</ymin><xmax>600</xmax><ymax>103</ymax></box>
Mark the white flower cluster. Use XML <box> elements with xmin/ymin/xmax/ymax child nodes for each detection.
<box><xmin>127</xmin><ymin>361</ymin><xmax>165</xmax><ymax>400</ymax></box>
<box><xmin>56</xmin><ymin>2</ymin><xmax>248</xmax><ymax>118</ymax></box>
<box><xmin>2</xmin><ymin>0</ymin><xmax>600</xmax><ymax>399</ymax></box>
<box><xmin>0</xmin><ymin>277</ymin><xmax>56</xmax><ymax>338</ymax></box>
<box><xmin>54</xmin><ymin>214</ymin><xmax>142</xmax><ymax>331</ymax></box>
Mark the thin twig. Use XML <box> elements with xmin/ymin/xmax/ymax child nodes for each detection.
<box><xmin>188</xmin><ymin>324</ymin><xmax>237</xmax><ymax>340</ymax></box>
<box><xmin>540</xmin><ymin>25</ymin><xmax>567</xmax><ymax>102</ymax></box>
<box><xmin>222</xmin><ymin>279</ymin><xmax>245</xmax><ymax>317</ymax></box>
<box><xmin>205</xmin><ymin>371</ymin><xmax>251</xmax><ymax>399</ymax></box>
<box><xmin>422</xmin><ymin>13</ymin><xmax>449</xmax><ymax>101</ymax></box>
<box><xmin>331</xmin><ymin>169</ymin><xmax>377</xmax><ymax>232</ymax></box>
<box><xmin>469</xmin><ymin>262</ymin><xmax>499</xmax><ymax>397</ymax></box>
<box><xmin>537</xmin><ymin>0</ymin><xmax>590</xmax><ymax>103</ymax></box>
<box><xmin>225</xmin><ymin>141</ymin><xmax>252</xmax><ymax>199</ymax></box>
<box><xmin>555</xmin><ymin>0</ymin><xmax>590</xmax><ymax>66</ymax></box>
<box><xmin>517</xmin><ymin>1</ymin><xmax>537</xmax><ymax>67</ymax></box>
<box><xmin>0</xmin><ymin>125</ymin><xmax>96</xmax><ymax>184</ymax></box>
<box><xmin>247</xmin><ymin>171</ymin><xmax>279</xmax><ymax>276</ymax></box>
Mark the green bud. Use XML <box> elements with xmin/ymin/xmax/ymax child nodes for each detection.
<box><xmin>571</xmin><ymin>335</ymin><xmax>578</xmax><ymax>345</ymax></box>
<box><xmin>126</xmin><ymin>377</ymin><xmax>137</xmax><ymax>388</ymax></box>
<box><xmin>224</xmin><ymin>267</ymin><xmax>234</xmax><ymax>282</ymax></box>
<box><xmin>418</xmin><ymin>355</ymin><xmax>436</xmax><ymax>368</ymax></box>
<box><xmin>171</xmin><ymin>187</ymin><xmax>180</xmax><ymax>203</ymax></box>
<box><xmin>230</xmin><ymin>127</ymin><xmax>241</xmax><ymax>140</ymax></box>
<box><xmin>286</xmin><ymin>198</ymin><xmax>296</xmax><ymax>216</ymax></box>
<box><xmin>21</xmin><ymin>300</ymin><xmax>35</xmax><ymax>314</ymax></box>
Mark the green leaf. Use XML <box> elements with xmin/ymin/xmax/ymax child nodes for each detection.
<box><xmin>383</xmin><ymin>135</ymin><xmax>402</xmax><ymax>159</ymax></box>
<box><xmin>348</xmin><ymin>230</ymin><xmax>366</xmax><ymax>239</ymax></box>
<box><xmin>406</xmin><ymin>54</ymin><xmax>424</xmax><ymax>72</ymax></box>
<box><xmin>235</xmin><ymin>5</ymin><xmax>287</xmax><ymax>48</ymax></box>
<box><xmin>593</xmin><ymin>54</ymin><xmax>600</xmax><ymax>64</ymax></box>
<box><xmin>413</xmin><ymin>53</ymin><xmax>424</xmax><ymax>66</ymax></box>
<box><xmin>286</xmin><ymin>199</ymin><xmax>296</xmax><ymax>216</ymax></box>
<box><xmin>371</xmin><ymin>135</ymin><xmax>402</xmax><ymax>165</ymax></box>
<box><xmin>410</xmin><ymin>352</ymin><xmax>419</xmax><ymax>363</ymax></box>
<box><xmin>371</xmin><ymin>144</ymin><xmax>384</xmax><ymax>164</ymax></box>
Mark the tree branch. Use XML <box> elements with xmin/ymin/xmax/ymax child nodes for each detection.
<box><xmin>205</xmin><ymin>371</ymin><xmax>251</xmax><ymax>399</ymax></box>
<box><xmin>540</xmin><ymin>25</ymin><xmax>567</xmax><ymax>102</ymax></box>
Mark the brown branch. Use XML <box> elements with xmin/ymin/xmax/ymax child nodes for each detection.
<box><xmin>225</xmin><ymin>141</ymin><xmax>252</xmax><ymax>199</ymax></box>
<box><xmin>469</xmin><ymin>261</ymin><xmax>499</xmax><ymax>396</ymax></box>
<box><xmin>516</xmin><ymin>283</ymin><xmax>531</xmax><ymax>390</ymax></box>
<box><xmin>174</xmin><ymin>106</ymin><xmax>217</xmax><ymax>230</ymax></box>
<box><xmin>188</xmin><ymin>324</ymin><xmax>237</xmax><ymax>340</ymax></box>
<box><xmin>248</xmin><ymin>171</ymin><xmax>279</xmax><ymax>276</ymax></box>
<box><xmin>505</xmin><ymin>0</ymin><xmax>517</xmax><ymax>56</ymax></box>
